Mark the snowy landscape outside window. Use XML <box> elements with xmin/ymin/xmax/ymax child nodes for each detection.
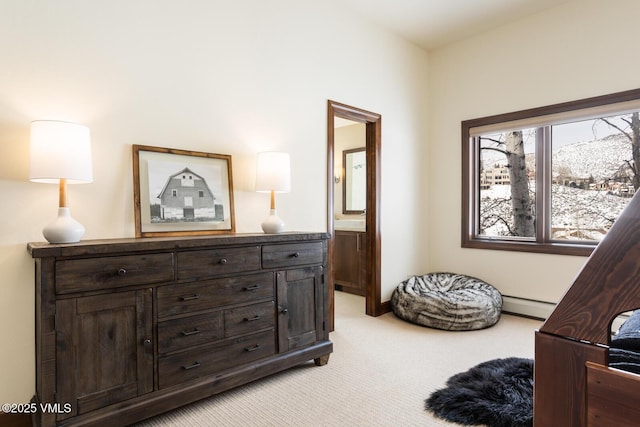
<box><xmin>462</xmin><ymin>89</ymin><xmax>640</xmax><ymax>256</ymax></box>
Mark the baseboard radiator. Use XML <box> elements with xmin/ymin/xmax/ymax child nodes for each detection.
<box><xmin>502</xmin><ymin>296</ymin><xmax>556</xmax><ymax>320</ymax></box>
<box><xmin>502</xmin><ymin>295</ymin><xmax>629</xmax><ymax>332</ymax></box>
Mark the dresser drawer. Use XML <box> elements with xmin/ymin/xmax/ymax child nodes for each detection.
<box><xmin>262</xmin><ymin>242</ymin><xmax>324</xmax><ymax>269</ymax></box>
<box><xmin>158</xmin><ymin>330</ymin><xmax>276</xmax><ymax>389</ymax></box>
<box><xmin>157</xmin><ymin>272</ymin><xmax>274</xmax><ymax>318</ymax></box>
<box><xmin>224</xmin><ymin>301</ymin><xmax>275</xmax><ymax>337</ymax></box>
<box><xmin>55</xmin><ymin>253</ymin><xmax>174</xmax><ymax>294</ymax></box>
<box><xmin>158</xmin><ymin>311</ymin><xmax>224</xmax><ymax>354</ymax></box>
<box><xmin>177</xmin><ymin>246</ymin><xmax>261</xmax><ymax>279</ymax></box>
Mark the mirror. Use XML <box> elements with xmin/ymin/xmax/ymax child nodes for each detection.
<box><xmin>343</xmin><ymin>147</ymin><xmax>366</xmax><ymax>214</ymax></box>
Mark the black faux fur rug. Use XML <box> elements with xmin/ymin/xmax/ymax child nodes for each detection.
<box><xmin>425</xmin><ymin>357</ymin><xmax>533</xmax><ymax>427</ymax></box>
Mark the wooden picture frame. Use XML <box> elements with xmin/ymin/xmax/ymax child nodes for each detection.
<box><xmin>133</xmin><ymin>145</ymin><xmax>235</xmax><ymax>237</ymax></box>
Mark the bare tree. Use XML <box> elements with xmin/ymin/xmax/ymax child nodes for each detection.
<box><xmin>480</xmin><ymin>131</ymin><xmax>535</xmax><ymax>237</ymax></box>
<box><xmin>505</xmin><ymin>131</ymin><xmax>535</xmax><ymax>236</ymax></box>
<box><xmin>600</xmin><ymin>112</ymin><xmax>640</xmax><ymax>190</ymax></box>
<box><xmin>479</xmin><ymin>196</ymin><xmax>515</xmax><ymax>236</ymax></box>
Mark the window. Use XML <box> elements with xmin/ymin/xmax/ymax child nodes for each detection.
<box><xmin>463</xmin><ymin>89</ymin><xmax>640</xmax><ymax>256</ymax></box>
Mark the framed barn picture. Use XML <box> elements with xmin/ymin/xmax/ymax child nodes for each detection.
<box><xmin>133</xmin><ymin>145</ymin><xmax>235</xmax><ymax>237</ymax></box>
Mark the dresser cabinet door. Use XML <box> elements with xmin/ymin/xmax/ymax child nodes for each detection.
<box><xmin>276</xmin><ymin>266</ymin><xmax>325</xmax><ymax>353</ymax></box>
<box><xmin>55</xmin><ymin>289</ymin><xmax>153</xmax><ymax>420</ymax></box>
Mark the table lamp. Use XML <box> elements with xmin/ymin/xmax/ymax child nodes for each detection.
<box><xmin>29</xmin><ymin>120</ymin><xmax>93</xmax><ymax>243</ymax></box>
<box><xmin>255</xmin><ymin>151</ymin><xmax>290</xmax><ymax>233</ymax></box>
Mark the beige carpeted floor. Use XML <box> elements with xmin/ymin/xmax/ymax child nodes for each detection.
<box><xmin>136</xmin><ymin>291</ymin><xmax>542</xmax><ymax>427</ymax></box>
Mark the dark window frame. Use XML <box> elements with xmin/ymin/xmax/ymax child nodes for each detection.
<box><xmin>462</xmin><ymin>88</ymin><xmax>640</xmax><ymax>256</ymax></box>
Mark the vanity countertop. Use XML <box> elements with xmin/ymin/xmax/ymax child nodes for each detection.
<box><xmin>334</xmin><ymin>219</ymin><xmax>366</xmax><ymax>232</ymax></box>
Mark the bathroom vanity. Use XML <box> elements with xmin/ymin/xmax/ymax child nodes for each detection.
<box><xmin>334</xmin><ymin>222</ymin><xmax>367</xmax><ymax>296</ymax></box>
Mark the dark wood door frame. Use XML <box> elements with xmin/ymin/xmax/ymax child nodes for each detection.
<box><xmin>327</xmin><ymin>100</ymin><xmax>387</xmax><ymax>329</ymax></box>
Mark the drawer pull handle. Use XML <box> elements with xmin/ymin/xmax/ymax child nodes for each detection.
<box><xmin>292</xmin><ymin>252</ymin><xmax>300</xmax><ymax>258</ymax></box>
<box><xmin>220</xmin><ymin>258</ymin><xmax>228</xmax><ymax>264</ymax></box>
<box><xmin>181</xmin><ymin>328</ymin><xmax>201</xmax><ymax>336</ymax></box>
<box><xmin>117</xmin><ymin>268</ymin><xmax>127</xmax><ymax>276</ymax></box>
<box><xmin>180</xmin><ymin>294</ymin><xmax>200</xmax><ymax>301</ymax></box>
<box><xmin>243</xmin><ymin>285</ymin><xmax>260</xmax><ymax>292</ymax></box>
<box><xmin>244</xmin><ymin>344</ymin><xmax>261</xmax><ymax>352</ymax></box>
<box><xmin>244</xmin><ymin>315</ymin><xmax>261</xmax><ymax>322</ymax></box>
<box><xmin>182</xmin><ymin>361</ymin><xmax>201</xmax><ymax>370</ymax></box>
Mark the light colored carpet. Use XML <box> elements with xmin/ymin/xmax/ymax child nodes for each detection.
<box><xmin>136</xmin><ymin>291</ymin><xmax>541</xmax><ymax>427</ymax></box>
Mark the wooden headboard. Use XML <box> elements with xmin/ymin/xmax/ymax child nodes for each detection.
<box><xmin>534</xmin><ymin>189</ymin><xmax>640</xmax><ymax>425</ymax></box>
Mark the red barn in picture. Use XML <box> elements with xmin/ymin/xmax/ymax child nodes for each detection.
<box><xmin>155</xmin><ymin>167</ymin><xmax>223</xmax><ymax>221</ymax></box>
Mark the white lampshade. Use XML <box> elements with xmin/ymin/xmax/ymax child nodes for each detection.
<box><xmin>30</xmin><ymin>120</ymin><xmax>93</xmax><ymax>183</ymax></box>
<box><xmin>29</xmin><ymin>120</ymin><xmax>93</xmax><ymax>244</ymax></box>
<box><xmin>255</xmin><ymin>151</ymin><xmax>291</xmax><ymax>193</ymax></box>
<box><xmin>255</xmin><ymin>152</ymin><xmax>290</xmax><ymax>234</ymax></box>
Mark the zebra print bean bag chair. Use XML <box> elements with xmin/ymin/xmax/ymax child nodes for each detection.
<box><xmin>391</xmin><ymin>273</ymin><xmax>502</xmax><ymax>331</ymax></box>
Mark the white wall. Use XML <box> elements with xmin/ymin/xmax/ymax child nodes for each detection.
<box><xmin>427</xmin><ymin>0</ymin><xmax>640</xmax><ymax>303</ymax></box>
<box><xmin>0</xmin><ymin>0</ymin><xmax>429</xmax><ymax>404</ymax></box>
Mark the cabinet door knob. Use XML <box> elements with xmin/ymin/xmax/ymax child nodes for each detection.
<box><xmin>280</xmin><ymin>308</ymin><xmax>288</xmax><ymax>314</ymax></box>
<box><xmin>144</xmin><ymin>338</ymin><xmax>151</xmax><ymax>345</ymax></box>
<box><xmin>220</xmin><ymin>258</ymin><xmax>228</xmax><ymax>264</ymax></box>
<box><xmin>117</xmin><ymin>268</ymin><xmax>127</xmax><ymax>276</ymax></box>
<box><xmin>292</xmin><ymin>252</ymin><xmax>300</xmax><ymax>258</ymax></box>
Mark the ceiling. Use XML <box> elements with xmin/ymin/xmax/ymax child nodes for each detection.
<box><xmin>339</xmin><ymin>0</ymin><xmax>572</xmax><ymax>51</ymax></box>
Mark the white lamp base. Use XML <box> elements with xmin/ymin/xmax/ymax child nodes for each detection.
<box><xmin>261</xmin><ymin>209</ymin><xmax>285</xmax><ymax>234</ymax></box>
<box><xmin>43</xmin><ymin>207</ymin><xmax>86</xmax><ymax>243</ymax></box>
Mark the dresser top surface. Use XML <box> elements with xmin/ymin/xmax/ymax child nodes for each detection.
<box><xmin>28</xmin><ymin>232</ymin><xmax>329</xmax><ymax>259</ymax></box>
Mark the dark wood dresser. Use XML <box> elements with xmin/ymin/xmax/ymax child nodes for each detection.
<box><xmin>28</xmin><ymin>233</ymin><xmax>332</xmax><ymax>427</ymax></box>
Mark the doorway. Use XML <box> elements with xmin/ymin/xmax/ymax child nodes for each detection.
<box><xmin>327</xmin><ymin>100</ymin><xmax>384</xmax><ymax>330</ymax></box>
